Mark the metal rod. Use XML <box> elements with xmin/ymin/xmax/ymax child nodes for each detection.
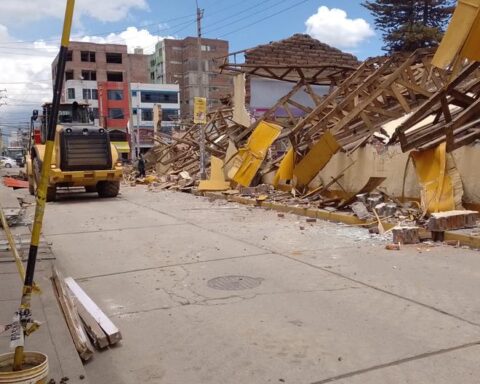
<box><xmin>196</xmin><ymin>2</ymin><xmax>207</xmax><ymax>179</ymax></box>
<box><xmin>12</xmin><ymin>0</ymin><xmax>75</xmax><ymax>371</ymax></box>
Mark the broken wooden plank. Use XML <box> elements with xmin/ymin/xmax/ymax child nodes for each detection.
<box><xmin>52</xmin><ymin>267</ymin><xmax>94</xmax><ymax>361</ymax></box>
<box><xmin>75</xmin><ymin>301</ymin><xmax>109</xmax><ymax>349</ymax></box>
<box><xmin>65</xmin><ymin>276</ymin><xmax>122</xmax><ymax>345</ymax></box>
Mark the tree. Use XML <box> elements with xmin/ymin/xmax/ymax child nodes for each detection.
<box><xmin>363</xmin><ymin>0</ymin><xmax>455</xmax><ymax>52</ymax></box>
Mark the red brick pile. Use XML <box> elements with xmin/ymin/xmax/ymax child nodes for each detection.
<box><xmin>245</xmin><ymin>34</ymin><xmax>360</xmax><ymax>67</ymax></box>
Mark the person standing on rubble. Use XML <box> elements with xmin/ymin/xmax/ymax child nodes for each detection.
<box><xmin>137</xmin><ymin>153</ymin><xmax>146</xmax><ymax>178</ymax></box>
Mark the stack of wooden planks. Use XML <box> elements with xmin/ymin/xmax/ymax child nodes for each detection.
<box><xmin>52</xmin><ymin>267</ymin><xmax>122</xmax><ymax>361</ymax></box>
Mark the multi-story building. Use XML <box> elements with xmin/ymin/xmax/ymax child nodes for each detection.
<box><xmin>63</xmin><ymin>79</ymin><xmax>131</xmax><ymax>159</ymax></box>
<box><xmin>130</xmin><ymin>83</ymin><xmax>180</xmax><ymax>154</ymax></box>
<box><xmin>52</xmin><ymin>41</ymin><xmax>149</xmax><ymax>87</ymax></box>
<box><xmin>149</xmin><ymin>37</ymin><xmax>232</xmax><ymax>118</ymax></box>
<box><xmin>52</xmin><ymin>41</ymin><xmax>150</xmax><ymax>159</ymax></box>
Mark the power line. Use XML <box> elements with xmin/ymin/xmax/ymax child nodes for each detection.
<box><xmin>0</xmin><ymin>13</ymin><xmax>198</xmax><ymax>47</ymax></box>
<box><xmin>203</xmin><ymin>0</ymin><xmax>281</xmax><ymax>34</ymax></box>
<box><xmin>218</xmin><ymin>0</ymin><xmax>314</xmax><ymax>38</ymax></box>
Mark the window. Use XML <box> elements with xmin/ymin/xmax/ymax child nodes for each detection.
<box><xmin>106</xmin><ymin>52</ymin><xmax>122</xmax><ymax>64</ymax></box>
<box><xmin>81</xmin><ymin>70</ymin><xmax>96</xmax><ymax>81</ymax></box>
<box><xmin>131</xmin><ymin>91</ymin><xmax>137</xmax><ymax>97</ymax></box>
<box><xmin>141</xmin><ymin>91</ymin><xmax>178</xmax><ymax>104</ymax></box>
<box><xmin>108</xmin><ymin>108</ymin><xmax>124</xmax><ymax>119</ymax></box>
<box><xmin>162</xmin><ymin>109</ymin><xmax>179</xmax><ymax>121</ymax></box>
<box><xmin>91</xmin><ymin>108</ymin><xmax>99</xmax><ymax>119</ymax></box>
<box><xmin>65</xmin><ymin>70</ymin><xmax>74</xmax><ymax>80</ymax></box>
<box><xmin>109</xmin><ymin>130</ymin><xmax>127</xmax><ymax>141</ymax></box>
<box><xmin>107</xmin><ymin>90</ymin><xmax>123</xmax><ymax>100</ymax></box>
<box><xmin>172</xmin><ymin>46</ymin><xmax>182</xmax><ymax>51</ymax></box>
<box><xmin>141</xmin><ymin>109</ymin><xmax>153</xmax><ymax>121</ymax></box>
<box><xmin>66</xmin><ymin>50</ymin><xmax>73</xmax><ymax>61</ymax></box>
<box><xmin>82</xmin><ymin>89</ymin><xmax>91</xmax><ymax>100</ymax></box>
<box><xmin>150</xmin><ymin>72</ymin><xmax>155</xmax><ymax>80</ymax></box>
<box><xmin>81</xmin><ymin>51</ymin><xmax>96</xmax><ymax>62</ymax></box>
<box><xmin>91</xmin><ymin>89</ymin><xmax>98</xmax><ymax>100</ymax></box>
<box><xmin>107</xmin><ymin>72</ymin><xmax>123</xmax><ymax>82</ymax></box>
<box><xmin>132</xmin><ymin>108</ymin><xmax>137</xmax><ymax>115</ymax></box>
<box><xmin>67</xmin><ymin>88</ymin><xmax>75</xmax><ymax>99</ymax></box>
<box><xmin>201</xmin><ymin>45</ymin><xmax>212</xmax><ymax>52</ymax></box>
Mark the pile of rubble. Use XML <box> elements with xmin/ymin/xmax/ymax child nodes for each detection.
<box><xmin>139</xmin><ymin>43</ymin><xmax>480</xmax><ymax>245</ymax></box>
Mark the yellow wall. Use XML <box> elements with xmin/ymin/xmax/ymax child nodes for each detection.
<box><xmin>311</xmin><ymin>143</ymin><xmax>480</xmax><ymax>205</ymax></box>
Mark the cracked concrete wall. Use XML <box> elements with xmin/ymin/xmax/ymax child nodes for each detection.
<box><xmin>313</xmin><ymin>143</ymin><xmax>480</xmax><ymax>205</ymax></box>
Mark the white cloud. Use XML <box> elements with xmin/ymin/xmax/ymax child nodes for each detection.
<box><xmin>305</xmin><ymin>6</ymin><xmax>374</xmax><ymax>49</ymax></box>
<box><xmin>0</xmin><ymin>25</ymin><xmax>170</xmax><ymax>130</ymax></box>
<box><xmin>0</xmin><ymin>24</ymin><xmax>54</xmax><ymax>132</ymax></box>
<box><xmin>0</xmin><ymin>0</ymin><xmax>148</xmax><ymax>24</ymax></box>
<box><xmin>79</xmin><ymin>27</ymin><xmax>173</xmax><ymax>54</ymax></box>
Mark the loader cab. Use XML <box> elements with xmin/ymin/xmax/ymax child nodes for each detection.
<box><xmin>40</xmin><ymin>102</ymin><xmax>94</xmax><ymax>144</ymax></box>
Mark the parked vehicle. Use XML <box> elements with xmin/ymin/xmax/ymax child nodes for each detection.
<box><xmin>0</xmin><ymin>156</ymin><xmax>17</xmax><ymax>168</ymax></box>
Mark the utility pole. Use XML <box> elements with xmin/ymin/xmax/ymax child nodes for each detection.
<box><xmin>196</xmin><ymin>0</ymin><xmax>207</xmax><ymax>180</ymax></box>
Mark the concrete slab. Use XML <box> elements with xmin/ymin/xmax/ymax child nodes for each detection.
<box><xmin>49</xmin><ymin>223</ymin><xmax>266</xmax><ymax>279</ymax></box>
<box><xmin>285</xmin><ymin>244</ymin><xmax>480</xmax><ymax>326</ymax></box>
<box><xmin>74</xmin><ymin>253</ymin><xmax>361</xmax><ymax>317</ymax></box>
<box><xmin>83</xmin><ymin>287</ymin><xmax>480</xmax><ymax>384</ymax></box>
<box><xmin>327</xmin><ymin>344</ymin><xmax>480</xmax><ymax>384</ymax></box>
<box><xmin>39</xmin><ymin>187</ymin><xmax>480</xmax><ymax>383</ymax></box>
<box><xmin>43</xmin><ymin>195</ymin><xmax>180</xmax><ymax>235</ymax></box>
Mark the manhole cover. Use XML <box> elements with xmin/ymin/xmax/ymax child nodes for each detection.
<box><xmin>207</xmin><ymin>275</ymin><xmax>263</xmax><ymax>291</ymax></box>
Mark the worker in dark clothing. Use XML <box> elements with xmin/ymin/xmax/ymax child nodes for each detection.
<box><xmin>137</xmin><ymin>154</ymin><xmax>146</xmax><ymax>178</ymax></box>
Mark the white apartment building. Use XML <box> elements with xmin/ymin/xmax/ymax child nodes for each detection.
<box><xmin>130</xmin><ymin>83</ymin><xmax>180</xmax><ymax>153</ymax></box>
<box><xmin>63</xmin><ymin>79</ymin><xmax>99</xmax><ymax>122</ymax></box>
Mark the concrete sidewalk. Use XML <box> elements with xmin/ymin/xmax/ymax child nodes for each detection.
<box><xmin>42</xmin><ymin>186</ymin><xmax>480</xmax><ymax>383</ymax></box>
<box><xmin>0</xmin><ymin>180</ymin><xmax>89</xmax><ymax>384</ymax></box>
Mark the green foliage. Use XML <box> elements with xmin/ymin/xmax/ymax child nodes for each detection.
<box><xmin>363</xmin><ymin>0</ymin><xmax>455</xmax><ymax>52</ymax></box>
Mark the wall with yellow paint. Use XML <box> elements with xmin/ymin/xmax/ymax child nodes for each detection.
<box><xmin>312</xmin><ymin>143</ymin><xmax>480</xmax><ymax>205</ymax></box>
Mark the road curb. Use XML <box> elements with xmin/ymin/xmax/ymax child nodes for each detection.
<box><xmin>199</xmin><ymin>191</ymin><xmax>480</xmax><ymax>249</ymax></box>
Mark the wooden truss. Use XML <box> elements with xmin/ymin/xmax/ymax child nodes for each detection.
<box><xmin>288</xmin><ymin>49</ymin><xmax>449</xmax><ymax>151</ymax></box>
<box><xmin>219</xmin><ymin>63</ymin><xmax>356</xmax><ymax>86</ymax></box>
<box><xmin>145</xmin><ymin>108</ymin><xmax>244</xmax><ymax>175</ymax></box>
<box><xmin>395</xmin><ymin>62</ymin><xmax>480</xmax><ymax>152</ymax></box>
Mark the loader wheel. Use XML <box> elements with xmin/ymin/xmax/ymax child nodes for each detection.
<box><xmin>28</xmin><ymin>175</ymin><xmax>35</xmax><ymax>196</ymax></box>
<box><xmin>97</xmin><ymin>181</ymin><xmax>119</xmax><ymax>198</ymax></box>
<box><xmin>46</xmin><ymin>186</ymin><xmax>57</xmax><ymax>202</ymax></box>
<box><xmin>85</xmin><ymin>185</ymin><xmax>97</xmax><ymax>193</ymax></box>
<box><xmin>33</xmin><ymin>158</ymin><xmax>56</xmax><ymax>202</ymax></box>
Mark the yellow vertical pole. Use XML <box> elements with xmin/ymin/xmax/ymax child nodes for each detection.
<box><xmin>12</xmin><ymin>0</ymin><xmax>75</xmax><ymax>371</ymax></box>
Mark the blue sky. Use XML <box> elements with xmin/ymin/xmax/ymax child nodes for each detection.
<box><xmin>0</xmin><ymin>1</ymin><xmax>383</xmax><ymax>134</ymax></box>
<box><xmin>8</xmin><ymin>0</ymin><xmax>383</xmax><ymax>58</ymax></box>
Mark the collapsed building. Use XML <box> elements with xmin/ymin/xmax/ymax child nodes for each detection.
<box><xmin>141</xmin><ymin>31</ymin><xmax>480</xmax><ymax>238</ymax></box>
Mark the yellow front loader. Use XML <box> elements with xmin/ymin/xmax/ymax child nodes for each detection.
<box><xmin>26</xmin><ymin>102</ymin><xmax>123</xmax><ymax>201</ymax></box>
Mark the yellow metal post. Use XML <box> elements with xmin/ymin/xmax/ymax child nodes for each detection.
<box><xmin>12</xmin><ymin>0</ymin><xmax>75</xmax><ymax>371</ymax></box>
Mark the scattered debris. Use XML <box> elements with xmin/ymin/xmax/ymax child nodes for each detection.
<box><xmin>386</xmin><ymin>243</ymin><xmax>401</xmax><ymax>251</ymax></box>
<box><xmin>392</xmin><ymin>226</ymin><xmax>420</xmax><ymax>245</ymax></box>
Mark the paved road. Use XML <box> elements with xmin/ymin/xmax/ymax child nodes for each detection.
<box><xmin>42</xmin><ymin>186</ymin><xmax>480</xmax><ymax>384</ymax></box>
